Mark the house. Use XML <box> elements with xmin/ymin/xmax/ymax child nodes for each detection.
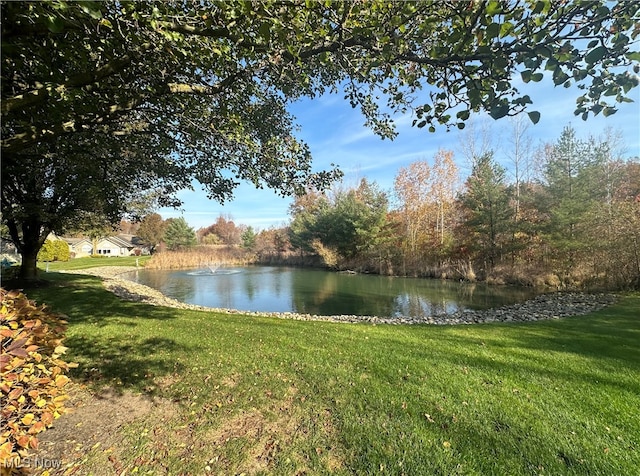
<box><xmin>64</xmin><ymin>238</ymin><xmax>94</xmax><ymax>258</ymax></box>
<box><xmin>63</xmin><ymin>236</ymin><xmax>136</xmax><ymax>258</ymax></box>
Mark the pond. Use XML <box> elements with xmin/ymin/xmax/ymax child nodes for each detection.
<box><xmin>127</xmin><ymin>266</ymin><xmax>539</xmax><ymax>318</ymax></box>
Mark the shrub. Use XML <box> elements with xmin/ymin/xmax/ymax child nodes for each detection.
<box><xmin>51</xmin><ymin>240</ymin><xmax>70</xmax><ymax>262</ymax></box>
<box><xmin>0</xmin><ymin>289</ymin><xmax>75</xmax><ymax>470</ymax></box>
<box><xmin>36</xmin><ymin>240</ymin><xmax>55</xmax><ymax>262</ymax></box>
<box><xmin>37</xmin><ymin>239</ymin><xmax>70</xmax><ymax>263</ymax></box>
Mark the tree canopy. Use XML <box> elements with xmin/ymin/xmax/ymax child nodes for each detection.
<box><xmin>2</xmin><ymin>0</ymin><xmax>638</xmax><ymax>278</ymax></box>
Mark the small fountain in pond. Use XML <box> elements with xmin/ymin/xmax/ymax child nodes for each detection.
<box><xmin>205</xmin><ymin>262</ymin><xmax>222</xmax><ymax>274</ymax></box>
<box><xmin>188</xmin><ymin>262</ymin><xmax>239</xmax><ymax>276</ymax></box>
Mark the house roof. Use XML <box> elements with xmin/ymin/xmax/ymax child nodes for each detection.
<box><xmin>115</xmin><ymin>234</ymin><xmax>141</xmax><ymax>246</ymax></box>
<box><xmin>102</xmin><ymin>236</ymin><xmax>134</xmax><ymax>248</ymax></box>
<box><xmin>63</xmin><ymin>237</ymin><xmax>86</xmax><ymax>245</ymax></box>
<box><xmin>61</xmin><ymin>235</ymin><xmax>139</xmax><ymax>249</ymax></box>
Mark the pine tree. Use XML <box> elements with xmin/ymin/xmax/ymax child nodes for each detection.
<box><xmin>163</xmin><ymin>217</ymin><xmax>197</xmax><ymax>251</ymax></box>
<box><xmin>460</xmin><ymin>153</ymin><xmax>511</xmax><ymax>270</ymax></box>
<box><xmin>539</xmin><ymin>126</ymin><xmax>606</xmax><ymax>270</ymax></box>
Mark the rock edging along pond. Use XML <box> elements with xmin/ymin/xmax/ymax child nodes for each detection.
<box><xmin>62</xmin><ymin>266</ymin><xmax>617</xmax><ymax>325</ymax></box>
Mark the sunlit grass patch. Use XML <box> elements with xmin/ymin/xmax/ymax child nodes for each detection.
<box><xmin>24</xmin><ymin>277</ymin><xmax>640</xmax><ymax>475</ymax></box>
<box><xmin>38</xmin><ymin>255</ymin><xmax>151</xmax><ymax>271</ymax></box>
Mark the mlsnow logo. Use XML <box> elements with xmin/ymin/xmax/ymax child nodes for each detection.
<box><xmin>2</xmin><ymin>456</ymin><xmax>62</xmax><ymax>470</ymax></box>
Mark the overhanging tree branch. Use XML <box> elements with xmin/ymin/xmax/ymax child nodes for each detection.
<box><xmin>1</xmin><ymin>47</ymin><xmax>150</xmax><ymax>115</ymax></box>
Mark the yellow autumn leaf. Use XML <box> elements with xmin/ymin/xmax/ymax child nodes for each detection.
<box><xmin>0</xmin><ymin>441</ymin><xmax>14</xmax><ymax>459</ymax></box>
<box><xmin>53</xmin><ymin>395</ymin><xmax>69</xmax><ymax>404</ymax></box>
<box><xmin>53</xmin><ymin>345</ymin><xmax>68</xmax><ymax>355</ymax></box>
<box><xmin>55</xmin><ymin>375</ymin><xmax>70</xmax><ymax>388</ymax></box>
<box><xmin>21</xmin><ymin>413</ymin><xmax>35</xmax><ymax>425</ymax></box>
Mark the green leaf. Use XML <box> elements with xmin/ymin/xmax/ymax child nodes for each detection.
<box><xmin>500</xmin><ymin>22</ymin><xmax>514</xmax><ymax>38</ymax></box>
<box><xmin>532</xmin><ymin>1</ymin><xmax>547</xmax><ymax>14</ymax></box>
<box><xmin>486</xmin><ymin>1</ymin><xmax>502</xmax><ymax>15</ymax></box>
<box><xmin>259</xmin><ymin>22</ymin><xmax>271</xmax><ymax>42</ymax></box>
<box><xmin>535</xmin><ymin>46</ymin><xmax>552</xmax><ymax>58</ymax></box>
<box><xmin>602</xmin><ymin>107</ymin><xmax>617</xmax><ymax>117</ymax></box>
<box><xmin>527</xmin><ymin>111</ymin><xmax>541</xmax><ymax>124</ymax></box>
<box><xmin>489</xmin><ymin>102</ymin><xmax>509</xmax><ymax>120</ymax></box>
<box><xmin>521</xmin><ymin>70</ymin><xmax>532</xmax><ymax>83</ymax></box>
<box><xmin>626</xmin><ymin>52</ymin><xmax>640</xmax><ymax>62</ymax></box>
<box><xmin>545</xmin><ymin>58</ymin><xmax>558</xmax><ymax>71</ymax></box>
<box><xmin>456</xmin><ymin>109</ymin><xmax>470</xmax><ymax>121</ymax></box>
<box><xmin>45</xmin><ymin>15</ymin><xmax>65</xmax><ymax>33</ymax></box>
<box><xmin>494</xmin><ymin>56</ymin><xmax>509</xmax><ymax>70</ymax></box>
<box><xmin>531</xmin><ymin>73</ymin><xmax>543</xmax><ymax>82</ymax></box>
<box><xmin>486</xmin><ymin>23</ymin><xmax>500</xmax><ymax>39</ymax></box>
<box><xmin>585</xmin><ymin>46</ymin><xmax>607</xmax><ymax>65</ymax></box>
<box><xmin>553</xmin><ymin>70</ymin><xmax>569</xmax><ymax>86</ymax></box>
<box><xmin>77</xmin><ymin>1</ymin><xmax>103</xmax><ymax>19</ymax></box>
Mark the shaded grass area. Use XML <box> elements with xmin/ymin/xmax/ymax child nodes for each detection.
<box><xmin>23</xmin><ymin>274</ymin><xmax>640</xmax><ymax>475</ymax></box>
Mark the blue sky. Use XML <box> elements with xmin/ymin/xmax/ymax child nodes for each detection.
<box><xmin>159</xmin><ymin>79</ymin><xmax>640</xmax><ymax>231</ymax></box>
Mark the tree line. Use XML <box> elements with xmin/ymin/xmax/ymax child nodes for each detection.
<box><xmin>134</xmin><ymin>214</ymin><xmax>281</xmax><ymax>256</ymax></box>
<box><xmin>288</xmin><ymin>125</ymin><xmax>640</xmax><ymax>289</ymax></box>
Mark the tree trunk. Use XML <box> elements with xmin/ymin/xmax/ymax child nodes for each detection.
<box><xmin>6</xmin><ymin>216</ymin><xmax>49</xmax><ymax>282</ymax></box>
<box><xmin>19</xmin><ymin>246</ymin><xmax>40</xmax><ymax>281</ymax></box>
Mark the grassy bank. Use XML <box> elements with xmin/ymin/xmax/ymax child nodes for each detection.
<box><xmin>19</xmin><ymin>273</ymin><xmax>640</xmax><ymax>475</ymax></box>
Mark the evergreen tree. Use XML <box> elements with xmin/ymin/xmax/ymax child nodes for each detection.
<box><xmin>241</xmin><ymin>226</ymin><xmax>257</xmax><ymax>250</ymax></box>
<box><xmin>539</xmin><ymin>126</ymin><xmax>606</xmax><ymax>269</ymax></box>
<box><xmin>288</xmin><ymin>180</ymin><xmax>388</xmax><ymax>264</ymax></box>
<box><xmin>163</xmin><ymin>217</ymin><xmax>197</xmax><ymax>251</ymax></box>
<box><xmin>460</xmin><ymin>153</ymin><xmax>511</xmax><ymax>269</ymax></box>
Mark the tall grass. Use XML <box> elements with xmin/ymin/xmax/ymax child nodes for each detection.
<box><xmin>145</xmin><ymin>246</ymin><xmax>254</xmax><ymax>269</ymax></box>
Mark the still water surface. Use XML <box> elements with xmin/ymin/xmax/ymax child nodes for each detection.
<box><xmin>130</xmin><ymin>266</ymin><xmax>534</xmax><ymax>317</ymax></box>
<box><xmin>128</xmin><ymin>266</ymin><xmax>538</xmax><ymax>318</ymax></box>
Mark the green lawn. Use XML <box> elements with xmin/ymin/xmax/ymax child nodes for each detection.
<box><xmin>37</xmin><ymin>255</ymin><xmax>151</xmax><ymax>271</ymax></box>
<box><xmin>23</xmin><ymin>273</ymin><xmax>640</xmax><ymax>475</ymax></box>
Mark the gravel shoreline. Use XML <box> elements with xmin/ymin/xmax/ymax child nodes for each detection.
<box><xmin>62</xmin><ymin>266</ymin><xmax>618</xmax><ymax>325</ymax></box>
